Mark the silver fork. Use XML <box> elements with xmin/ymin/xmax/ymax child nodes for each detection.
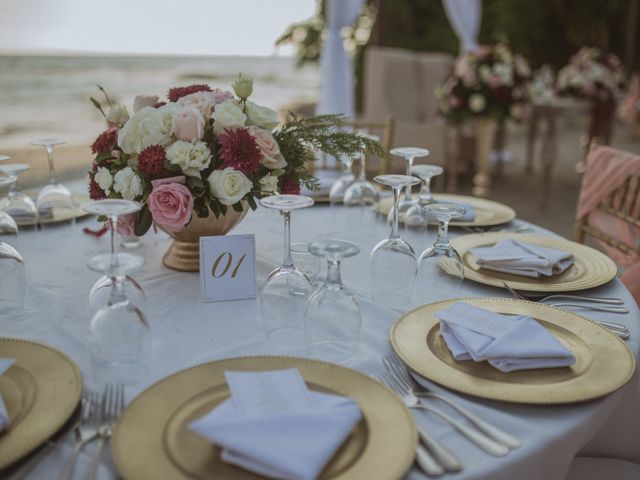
<box><xmin>380</xmin><ymin>371</ymin><xmax>509</xmax><ymax>457</ymax></box>
<box><xmin>86</xmin><ymin>383</ymin><xmax>125</xmax><ymax>480</ymax></box>
<box><xmin>384</xmin><ymin>355</ymin><xmax>521</xmax><ymax>450</ymax></box>
<box><xmin>502</xmin><ymin>282</ymin><xmax>630</xmax><ymax>337</ymax></box>
<box><xmin>376</xmin><ymin>374</ymin><xmax>456</xmax><ymax>475</ymax></box>
<box><xmin>59</xmin><ymin>391</ymin><xmax>101</xmax><ymax>480</ymax></box>
<box><xmin>501</xmin><ymin>282</ymin><xmax>624</xmax><ymax>305</ymax></box>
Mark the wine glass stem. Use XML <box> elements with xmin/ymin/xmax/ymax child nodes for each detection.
<box><xmin>109</xmin><ymin>215</ymin><xmax>119</xmax><ymax>271</ymax></box>
<box><xmin>434</xmin><ymin>219</ymin><xmax>451</xmax><ymax>249</ymax></box>
<box><xmin>326</xmin><ymin>259</ymin><xmax>342</xmax><ymax>288</ymax></box>
<box><xmin>45</xmin><ymin>146</ymin><xmax>56</xmax><ymax>184</ymax></box>
<box><xmin>358</xmin><ymin>155</ymin><xmax>366</xmax><ymax>182</ymax></box>
<box><xmin>419</xmin><ymin>177</ymin><xmax>433</xmax><ymax>204</ymax></box>
<box><xmin>282</xmin><ymin>210</ymin><xmax>294</xmax><ymax>269</ymax></box>
<box><xmin>390</xmin><ymin>185</ymin><xmax>401</xmax><ymax>240</ymax></box>
<box><xmin>403</xmin><ymin>156</ymin><xmax>414</xmax><ymax>202</ymax></box>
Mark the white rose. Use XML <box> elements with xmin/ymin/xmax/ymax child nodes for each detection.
<box><xmin>207</xmin><ymin>167</ymin><xmax>252</xmax><ymax>205</ymax></box>
<box><xmin>133</xmin><ymin>95</ymin><xmax>159</xmax><ymax>113</ymax></box>
<box><xmin>117</xmin><ymin>105</ymin><xmax>176</xmax><ymax>155</ymax></box>
<box><xmin>166</xmin><ymin>140</ymin><xmax>211</xmax><ymax>177</ymax></box>
<box><xmin>212</xmin><ymin>100</ymin><xmax>246</xmax><ymax>134</ymax></box>
<box><xmin>94</xmin><ymin>167</ymin><xmax>113</xmax><ymax>195</ymax></box>
<box><xmin>177</xmin><ymin>91</ymin><xmax>216</xmax><ymax>116</ymax></box>
<box><xmin>246</xmin><ymin>126</ymin><xmax>287</xmax><ymax>169</ymax></box>
<box><xmin>468</xmin><ymin>94</ymin><xmax>486</xmax><ymax>113</ymax></box>
<box><xmin>105</xmin><ymin>105</ymin><xmax>129</xmax><ymax>126</ymax></box>
<box><xmin>259</xmin><ymin>174</ymin><xmax>279</xmax><ymax>194</ymax></box>
<box><xmin>113</xmin><ymin>167</ymin><xmax>142</xmax><ymax>200</ymax></box>
<box><xmin>245</xmin><ymin>101</ymin><xmax>279</xmax><ymax>129</ymax></box>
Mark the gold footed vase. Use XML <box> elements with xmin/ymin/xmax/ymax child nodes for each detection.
<box><xmin>162</xmin><ymin>207</ymin><xmax>248</xmax><ymax>272</ymax></box>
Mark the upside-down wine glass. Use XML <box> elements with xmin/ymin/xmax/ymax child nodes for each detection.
<box><xmin>343</xmin><ymin>135</ymin><xmax>380</xmax><ymax>227</ymax></box>
<box><xmin>305</xmin><ymin>239</ymin><xmax>361</xmax><ymax>363</ymax></box>
<box><xmin>83</xmin><ymin>200</ymin><xmax>146</xmax><ymax>313</ymax></box>
<box><xmin>404</xmin><ymin>164</ymin><xmax>445</xmax><ymax>238</ymax></box>
<box><xmin>260</xmin><ymin>194</ymin><xmax>315</xmax><ymax>347</ymax></box>
<box><xmin>329</xmin><ymin>155</ymin><xmax>355</xmax><ymax>204</ymax></box>
<box><xmin>0</xmin><ymin>175</ymin><xmax>25</xmax><ymax>314</ymax></box>
<box><xmin>370</xmin><ymin>174</ymin><xmax>421</xmax><ymax>306</ymax></box>
<box><xmin>388</xmin><ymin>147</ymin><xmax>430</xmax><ymax>223</ymax></box>
<box><xmin>0</xmin><ymin>162</ymin><xmax>38</xmax><ymax>226</ymax></box>
<box><xmin>30</xmin><ymin>139</ymin><xmax>74</xmax><ymax>223</ymax></box>
<box><xmin>416</xmin><ymin>203</ymin><xmax>467</xmax><ymax>302</ymax></box>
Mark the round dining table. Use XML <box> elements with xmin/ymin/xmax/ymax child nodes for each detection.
<box><xmin>1</xmin><ymin>192</ymin><xmax>639</xmax><ymax>480</ymax></box>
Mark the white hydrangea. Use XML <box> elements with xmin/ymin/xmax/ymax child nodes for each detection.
<box><xmin>166</xmin><ymin>140</ymin><xmax>211</xmax><ymax>177</ymax></box>
<box><xmin>113</xmin><ymin>167</ymin><xmax>143</xmax><ymax>200</ymax></box>
<box><xmin>117</xmin><ymin>105</ymin><xmax>177</xmax><ymax>155</ymax></box>
<box><xmin>94</xmin><ymin>167</ymin><xmax>113</xmax><ymax>195</ymax></box>
<box><xmin>212</xmin><ymin>100</ymin><xmax>246</xmax><ymax>134</ymax></box>
<box><xmin>259</xmin><ymin>175</ymin><xmax>279</xmax><ymax>194</ymax></box>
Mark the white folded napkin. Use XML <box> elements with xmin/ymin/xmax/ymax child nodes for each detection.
<box><xmin>189</xmin><ymin>369</ymin><xmax>362</xmax><ymax>480</ymax></box>
<box><xmin>436</xmin><ymin>302</ymin><xmax>576</xmax><ymax>373</ymax></box>
<box><xmin>0</xmin><ymin>358</ymin><xmax>15</xmax><ymax>431</ymax></box>
<box><xmin>470</xmin><ymin>239</ymin><xmax>574</xmax><ymax>277</ymax></box>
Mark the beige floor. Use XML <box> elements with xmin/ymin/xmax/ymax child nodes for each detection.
<box><xmin>3</xmin><ymin>120</ymin><xmax>640</xmax><ymax>239</ymax></box>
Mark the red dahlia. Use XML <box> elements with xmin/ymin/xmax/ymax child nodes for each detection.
<box><xmin>91</xmin><ymin>128</ymin><xmax>118</xmax><ymax>155</ymax></box>
<box><xmin>218</xmin><ymin>128</ymin><xmax>261</xmax><ymax>174</ymax></box>
<box><xmin>280</xmin><ymin>175</ymin><xmax>300</xmax><ymax>195</ymax></box>
<box><xmin>167</xmin><ymin>84</ymin><xmax>212</xmax><ymax>102</ymax></box>
<box><xmin>138</xmin><ymin>145</ymin><xmax>170</xmax><ymax>178</ymax></box>
<box><xmin>153</xmin><ymin>101</ymin><xmax>167</xmax><ymax>109</ymax></box>
<box><xmin>89</xmin><ymin>177</ymin><xmax>107</xmax><ymax>200</ymax></box>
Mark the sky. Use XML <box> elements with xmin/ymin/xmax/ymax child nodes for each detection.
<box><xmin>0</xmin><ymin>0</ymin><xmax>317</xmax><ymax>56</ymax></box>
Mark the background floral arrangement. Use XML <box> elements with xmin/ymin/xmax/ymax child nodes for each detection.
<box><xmin>436</xmin><ymin>43</ymin><xmax>532</xmax><ymax>124</ymax></box>
<box><xmin>556</xmin><ymin>47</ymin><xmax>625</xmax><ymax>102</ymax></box>
<box><xmin>88</xmin><ymin>77</ymin><xmax>385</xmax><ymax>236</ymax></box>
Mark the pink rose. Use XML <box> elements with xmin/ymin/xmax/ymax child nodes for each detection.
<box><xmin>105</xmin><ymin>212</ymin><xmax>136</xmax><ymax>237</ymax></box>
<box><xmin>211</xmin><ymin>88</ymin><xmax>234</xmax><ymax>105</ymax></box>
<box><xmin>246</xmin><ymin>126</ymin><xmax>287</xmax><ymax>169</ymax></box>
<box><xmin>177</xmin><ymin>91</ymin><xmax>216</xmax><ymax>116</ymax></box>
<box><xmin>133</xmin><ymin>95</ymin><xmax>160</xmax><ymax>113</ymax></box>
<box><xmin>173</xmin><ymin>106</ymin><xmax>205</xmax><ymax>142</ymax></box>
<box><xmin>147</xmin><ymin>179</ymin><xmax>193</xmax><ymax>232</ymax></box>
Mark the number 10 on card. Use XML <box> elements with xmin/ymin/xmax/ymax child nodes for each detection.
<box><xmin>199</xmin><ymin>234</ymin><xmax>256</xmax><ymax>302</ymax></box>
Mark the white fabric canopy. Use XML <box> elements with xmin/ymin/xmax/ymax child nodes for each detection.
<box><xmin>442</xmin><ymin>0</ymin><xmax>482</xmax><ymax>52</ymax></box>
<box><xmin>315</xmin><ymin>0</ymin><xmax>364</xmax><ymax>119</ymax></box>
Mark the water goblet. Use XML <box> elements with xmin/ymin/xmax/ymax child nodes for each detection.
<box><xmin>370</xmin><ymin>174</ymin><xmax>421</xmax><ymax>306</ymax></box>
<box><xmin>0</xmin><ymin>208</ymin><xmax>25</xmax><ymax>314</ymax></box>
<box><xmin>343</xmin><ymin>145</ymin><xmax>380</xmax><ymax>224</ymax></box>
<box><xmin>305</xmin><ymin>239</ymin><xmax>361</xmax><ymax>363</ymax></box>
<box><xmin>0</xmin><ymin>163</ymin><xmax>38</xmax><ymax>226</ymax></box>
<box><xmin>0</xmin><ymin>175</ymin><xmax>19</xmax><ymax>235</ymax></box>
<box><xmin>260</xmin><ymin>194</ymin><xmax>314</xmax><ymax>346</ymax></box>
<box><xmin>291</xmin><ymin>242</ymin><xmax>322</xmax><ymax>291</ymax></box>
<box><xmin>328</xmin><ymin>155</ymin><xmax>355</xmax><ymax>204</ymax></box>
<box><xmin>388</xmin><ymin>147</ymin><xmax>430</xmax><ymax>221</ymax></box>
<box><xmin>30</xmin><ymin>139</ymin><xmax>74</xmax><ymax>222</ymax></box>
<box><xmin>416</xmin><ymin>204</ymin><xmax>467</xmax><ymax>302</ymax></box>
<box><xmin>404</xmin><ymin>164</ymin><xmax>444</xmax><ymax>227</ymax></box>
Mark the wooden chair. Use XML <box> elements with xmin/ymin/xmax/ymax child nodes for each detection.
<box><xmin>350</xmin><ymin>116</ymin><xmax>395</xmax><ymax>175</ymax></box>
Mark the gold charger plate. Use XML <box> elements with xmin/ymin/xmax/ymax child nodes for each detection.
<box><xmin>12</xmin><ymin>195</ymin><xmax>91</xmax><ymax>227</ymax></box>
<box><xmin>450</xmin><ymin>232</ymin><xmax>618</xmax><ymax>292</ymax></box>
<box><xmin>376</xmin><ymin>193</ymin><xmax>516</xmax><ymax>227</ymax></box>
<box><xmin>0</xmin><ymin>338</ymin><xmax>82</xmax><ymax>468</ymax></box>
<box><xmin>391</xmin><ymin>298</ymin><xmax>635</xmax><ymax>404</ymax></box>
<box><xmin>112</xmin><ymin>356</ymin><xmax>417</xmax><ymax>480</ymax></box>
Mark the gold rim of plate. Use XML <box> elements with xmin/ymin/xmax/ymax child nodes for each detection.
<box><xmin>13</xmin><ymin>195</ymin><xmax>91</xmax><ymax>227</ymax></box>
<box><xmin>391</xmin><ymin>297</ymin><xmax>636</xmax><ymax>404</ymax></box>
<box><xmin>376</xmin><ymin>193</ymin><xmax>516</xmax><ymax>227</ymax></box>
<box><xmin>112</xmin><ymin>356</ymin><xmax>417</xmax><ymax>480</ymax></box>
<box><xmin>0</xmin><ymin>338</ymin><xmax>83</xmax><ymax>468</ymax></box>
<box><xmin>450</xmin><ymin>232</ymin><xmax>618</xmax><ymax>292</ymax></box>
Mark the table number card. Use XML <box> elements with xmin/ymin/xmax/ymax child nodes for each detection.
<box><xmin>199</xmin><ymin>234</ymin><xmax>256</xmax><ymax>302</ymax></box>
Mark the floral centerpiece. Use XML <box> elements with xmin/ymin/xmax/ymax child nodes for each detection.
<box><xmin>436</xmin><ymin>43</ymin><xmax>532</xmax><ymax>124</ymax></box>
<box><xmin>88</xmin><ymin>76</ymin><xmax>385</xmax><ymax>270</ymax></box>
<box><xmin>89</xmin><ymin>77</ymin><xmax>384</xmax><ymax>232</ymax></box>
<box><xmin>556</xmin><ymin>47</ymin><xmax>625</xmax><ymax>101</ymax></box>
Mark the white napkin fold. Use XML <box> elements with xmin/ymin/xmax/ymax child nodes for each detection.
<box><xmin>0</xmin><ymin>358</ymin><xmax>15</xmax><ymax>431</ymax></box>
<box><xmin>189</xmin><ymin>369</ymin><xmax>362</xmax><ymax>480</ymax></box>
<box><xmin>436</xmin><ymin>302</ymin><xmax>576</xmax><ymax>372</ymax></box>
<box><xmin>470</xmin><ymin>239</ymin><xmax>574</xmax><ymax>277</ymax></box>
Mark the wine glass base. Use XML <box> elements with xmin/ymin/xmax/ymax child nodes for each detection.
<box><xmin>88</xmin><ymin>253</ymin><xmax>144</xmax><ymax>275</ymax></box>
<box><xmin>266</xmin><ymin>327</ymin><xmax>307</xmax><ymax>346</ymax></box>
<box><xmin>92</xmin><ymin>360</ymin><xmax>147</xmax><ymax>386</ymax></box>
<box><xmin>309</xmin><ymin>342</ymin><xmax>355</xmax><ymax>364</ymax></box>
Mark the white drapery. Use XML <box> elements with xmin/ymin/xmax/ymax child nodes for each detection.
<box><xmin>442</xmin><ymin>0</ymin><xmax>482</xmax><ymax>52</ymax></box>
<box><xmin>316</xmin><ymin>0</ymin><xmax>364</xmax><ymax>118</ymax></box>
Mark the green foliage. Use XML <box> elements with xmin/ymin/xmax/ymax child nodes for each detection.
<box><xmin>134</xmin><ymin>205</ymin><xmax>153</xmax><ymax>236</ymax></box>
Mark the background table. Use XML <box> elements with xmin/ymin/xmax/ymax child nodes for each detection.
<box><xmin>1</xmin><ymin>199</ymin><xmax>639</xmax><ymax>480</ymax></box>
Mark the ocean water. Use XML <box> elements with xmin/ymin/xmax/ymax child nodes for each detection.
<box><xmin>0</xmin><ymin>55</ymin><xmax>320</xmax><ymax>148</ymax></box>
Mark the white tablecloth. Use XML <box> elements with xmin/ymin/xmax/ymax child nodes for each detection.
<box><xmin>2</xmin><ymin>199</ymin><xmax>639</xmax><ymax>480</ymax></box>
